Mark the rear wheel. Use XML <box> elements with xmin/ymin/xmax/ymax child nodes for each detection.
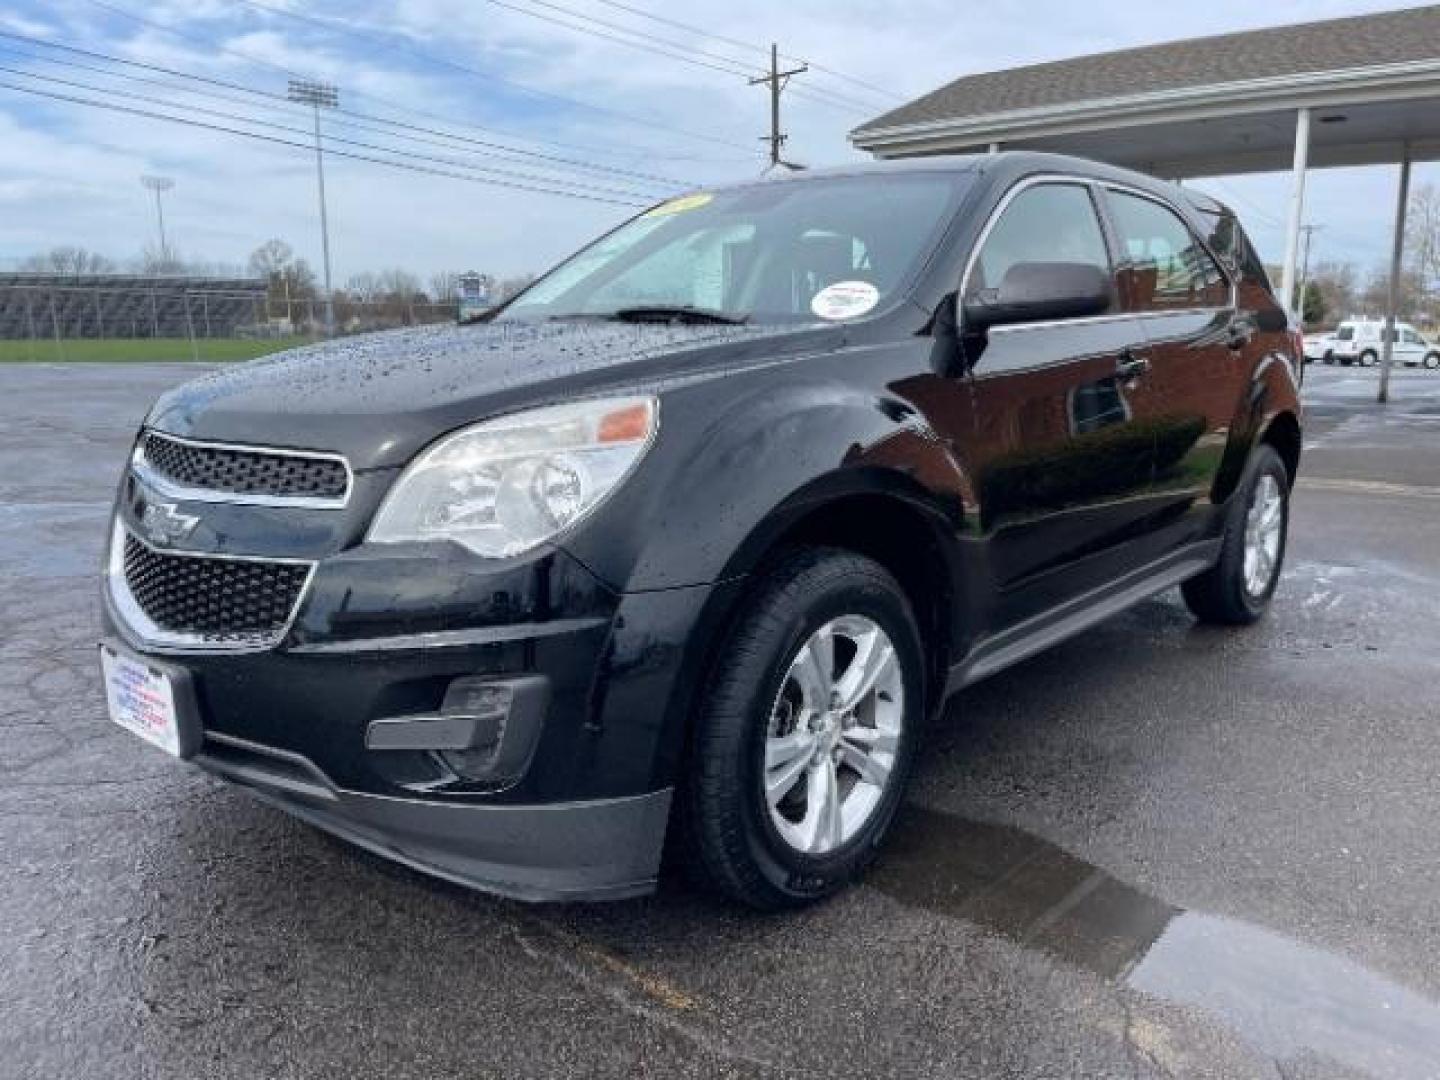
<box><xmin>1424</xmin><ymin>352</ymin><xmax>1440</xmax><ymax>370</ymax></box>
<box><xmin>1182</xmin><ymin>445</ymin><xmax>1289</xmax><ymax>625</ymax></box>
<box><xmin>678</xmin><ymin>547</ymin><xmax>924</xmax><ymax>909</ymax></box>
<box><xmin>1359</xmin><ymin>349</ymin><xmax>1378</xmax><ymax>367</ymax></box>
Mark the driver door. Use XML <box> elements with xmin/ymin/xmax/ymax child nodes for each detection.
<box><xmin>910</xmin><ymin>180</ymin><xmax>1165</xmax><ymax>628</ymax></box>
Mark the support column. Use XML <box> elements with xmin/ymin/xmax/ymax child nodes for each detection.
<box><xmin>1279</xmin><ymin>108</ymin><xmax>1312</xmax><ymax>321</ymax></box>
<box><xmin>1378</xmin><ymin>143</ymin><xmax>1412</xmax><ymax>405</ymax></box>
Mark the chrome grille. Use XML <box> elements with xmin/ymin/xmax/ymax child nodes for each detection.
<box><xmin>112</xmin><ymin>526</ymin><xmax>313</xmax><ymax>649</ymax></box>
<box><xmin>137</xmin><ymin>431</ymin><xmax>350</xmax><ymax>505</ymax></box>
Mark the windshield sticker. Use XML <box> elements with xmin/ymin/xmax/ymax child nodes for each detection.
<box><xmin>810</xmin><ymin>280</ymin><xmax>879</xmax><ymax>321</ymax></box>
<box><xmin>644</xmin><ymin>193</ymin><xmax>714</xmax><ymax>217</ymax></box>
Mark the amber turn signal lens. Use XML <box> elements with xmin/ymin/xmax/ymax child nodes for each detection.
<box><xmin>598</xmin><ymin>401</ymin><xmax>653</xmax><ymax>444</ymax></box>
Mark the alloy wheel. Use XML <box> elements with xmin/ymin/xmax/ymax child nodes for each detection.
<box><xmin>1243</xmin><ymin>473</ymin><xmax>1284</xmax><ymax>598</ymax></box>
<box><xmin>763</xmin><ymin>615</ymin><xmax>904</xmax><ymax>855</ymax></box>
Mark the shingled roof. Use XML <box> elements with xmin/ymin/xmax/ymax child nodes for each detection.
<box><xmin>853</xmin><ymin>5</ymin><xmax>1440</xmax><ymax>137</ymax></box>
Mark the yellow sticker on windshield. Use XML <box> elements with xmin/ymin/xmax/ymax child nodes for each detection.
<box><xmin>644</xmin><ymin>193</ymin><xmax>713</xmax><ymax>217</ymax></box>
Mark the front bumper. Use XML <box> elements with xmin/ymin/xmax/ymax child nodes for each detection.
<box><xmin>198</xmin><ymin>731</ymin><xmax>672</xmax><ymax>901</ymax></box>
<box><xmin>102</xmin><ymin>517</ymin><xmax>722</xmax><ymax>901</ymax></box>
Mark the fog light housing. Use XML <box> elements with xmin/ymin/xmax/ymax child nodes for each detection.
<box><xmin>366</xmin><ymin>674</ymin><xmax>549</xmax><ymax>785</ymax></box>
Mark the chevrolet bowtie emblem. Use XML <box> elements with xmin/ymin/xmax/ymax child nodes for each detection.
<box><xmin>140</xmin><ymin>501</ymin><xmax>200</xmax><ymax>548</ymax></box>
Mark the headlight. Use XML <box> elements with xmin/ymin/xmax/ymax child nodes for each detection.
<box><xmin>368</xmin><ymin>396</ymin><xmax>657</xmax><ymax>558</ymax></box>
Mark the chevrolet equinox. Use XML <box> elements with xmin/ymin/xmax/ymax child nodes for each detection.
<box><xmin>100</xmin><ymin>153</ymin><xmax>1302</xmax><ymax>908</ymax></box>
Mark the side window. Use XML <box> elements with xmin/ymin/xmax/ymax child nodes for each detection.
<box><xmin>1403</xmin><ymin>328</ymin><xmax>1422</xmax><ymax>345</ymax></box>
<box><xmin>965</xmin><ymin>183</ymin><xmax>1112</xmax><ymax>309</ymax></box>
<box><xmin>1107</xmin><ymin>190</ymin><xmax>1229</xmax><ymax>311</ymax></box>
<box><xmin>1197</xmin><ymin>209</ymin><xmax>1271</xmax><ymax>289</ymax></box>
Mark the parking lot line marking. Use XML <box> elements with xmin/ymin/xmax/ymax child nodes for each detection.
<box><xmin>1297</xmin><ymin>477</ymin><xmax>1440</xmax><ymax>500</ymax></box>
<box><xmin>509</xmin><ymin>913</ymin><xmax>701</xmax><ymax>1012</ymax></box>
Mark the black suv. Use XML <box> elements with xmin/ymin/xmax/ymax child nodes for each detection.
<box><xmin>100</xmin><ymin>152</ymin><xmax>1301</xmax><ymax>908</ymax></box>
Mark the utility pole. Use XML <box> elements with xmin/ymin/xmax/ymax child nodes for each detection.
<box><xmin>287</xmin><ymin>79</ymin><xmax>339</xmax><ymax>335</ymax></box>
<box><xmin>140</xmin><ymin>175</ymin><xmax>174</xmax><ymax>265</ymax></box>
<box><xmin>1296</xmin><ymin>222</ymin><xmax>1321</xmax><ymax>325</ymax></box>
<box><xmin>749</xmin><ymin>44</ymin><xmax>807</xmax><ymax>171</ymax></box>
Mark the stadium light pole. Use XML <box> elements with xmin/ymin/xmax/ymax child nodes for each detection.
<box><xmin>140</xmin><ymin>175</ymin><xmax>174</xmax><ymax>264</ymax></box>
<box><xmin>287</xmin><ymin>79</ymin><xmax>339</xmax><ymax>335</ymax></box>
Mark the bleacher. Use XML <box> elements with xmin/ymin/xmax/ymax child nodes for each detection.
<box><xmin>0</xmin><ymin>274</ymin><xmax>269</xmax><ymax>339</ymax></box>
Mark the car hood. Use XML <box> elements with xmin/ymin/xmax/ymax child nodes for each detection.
<box><xmin>146</xmin><ymin>319</ymin><xmax>838</xmax><ymax>470</ymax></box>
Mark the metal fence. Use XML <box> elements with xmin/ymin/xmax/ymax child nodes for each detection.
<box><xmin>0</xmin><ymin>274</ymin><xmax>459</xmax><ymax>362</ymax></box>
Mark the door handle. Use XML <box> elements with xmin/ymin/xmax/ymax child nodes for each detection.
<box><xmin>1116</xmin><ymin>353</ymin><xmax>1150</xmax><ymax>380</ymax></box>
<box><xmin>1226</xmin><ymin>324</ymin><xmax>1254</xmax><ymax>351</ymax></box>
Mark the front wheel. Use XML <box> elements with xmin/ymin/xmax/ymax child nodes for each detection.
<box><xmin>678</xmin><ymin>547</ymin><xmax>925</xmax><ymax>909</ymax></box>
<box><xmin>1182</xmin><ymin>445</ymin><xmax>1290</xmax><ymax>625</ymax></box>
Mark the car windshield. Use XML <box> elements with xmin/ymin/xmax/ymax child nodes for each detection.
<box><xmin>499</xmin><ymin>173</ymin><xmax>970</xmax><ymax>325</ymax></box>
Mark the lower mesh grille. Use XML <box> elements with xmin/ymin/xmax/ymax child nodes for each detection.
<box><xmin>120</xmin><ymin>534</ymin><xmax>311</xmax><ymax>646</ymax></box>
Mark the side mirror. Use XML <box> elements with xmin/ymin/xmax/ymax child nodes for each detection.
<box><xmin>961</xmin><ymin>262</ymin><xmax>1113</xmax><ymax>332</ymax></box>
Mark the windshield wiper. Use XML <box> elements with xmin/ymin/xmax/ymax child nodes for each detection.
<box><xmin>606</xmin><ymin>304</ymin><xmax>749</xmax><ymax>326</ymax></box>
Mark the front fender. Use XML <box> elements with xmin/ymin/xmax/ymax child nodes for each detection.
<box><xmin>561</xmin><ymin>373</ymin><xmax>964</xmax><ymax>592</ymax></box>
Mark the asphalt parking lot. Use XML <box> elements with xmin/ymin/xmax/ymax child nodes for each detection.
<box><xmin>4</xmin><ymin>360</ymin><xmax>1440</xmax><ymax>1079</ymax></box>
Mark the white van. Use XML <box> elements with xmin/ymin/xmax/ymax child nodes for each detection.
<box><xmin>1326</xmin><ymin>319</ymin><xmax>1440</xmax><ymax>368</ymax></box>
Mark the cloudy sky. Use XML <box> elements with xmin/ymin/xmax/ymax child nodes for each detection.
<box><xmin>0</xmin><ymin>0</ymin><xmax>1434</xmax><ymax>286</ymax></box>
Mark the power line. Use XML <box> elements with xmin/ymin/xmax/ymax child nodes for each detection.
<box><xmin>584</xmin><ymin>0</ymin><xmax>905</xmax><ymax>103</ymax></box>
<box><xmin>74</xmin><ymin>0</ymin><xmax>736</xmax><ymax>164</ymax></box>
<box><xmin>0</xmin><ymin>79</ymin><xmax>650</xmax><ymax>206</ymax></box>
<box><xmin>485</xmin><ymin>0</ymin><xmax>760</xmax><ymax>79</ymax></box>
<box><xmin>483</xmin><ymin>0</ymin><xmax>881</xmax><ymax>113</ymax></box>
<box><xmin>1202</xmin><ymin>179</ymin><xmax>1285</xmax><ymax>229</ymax></box>
<box><xmin>214</xmin><ymin>0</ymin><xmax>759</xmax><ymax>150</ymax></box>
<box><xmin>482</xmin><ymin>0</ymin><xmax>886</xmax><ymax>112</ymax></box>
<box><xmin>0</xmin><ymin>29</ymin><xmax>690</xmax><ymax>188</ymax></box>
<box><xmin>0</xmin><ymin>63</ymin><xmax>661</xmax><ymax>200</ymax></box>
<box><xmin>0</xmin><ymin>42</ymin><xmax>659</xmax><ymax>185</ymax></box>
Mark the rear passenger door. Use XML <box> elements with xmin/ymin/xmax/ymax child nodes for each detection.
<box><xmin>1100</xmin><ymin>185</ymin><xmax>1242</xmax><ymax>551</ymax></box>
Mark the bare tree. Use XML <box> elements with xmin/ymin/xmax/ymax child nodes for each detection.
<box><xmin>429</xmin><ymin>271</ymin><xmax>461</xmax><ymax>303</ymax></box>
<box><xmin>1309</xmin><ymin>260</ymin><xmax>1359</xmax><ymax>325</ymax></box>
<box><xmin>249</xmin><ymin>240</ymin><xmax>316</xmax><ymax>320</ymax></box>
<box><xmin>376</xmin><ymin>268</ymin><xmax>423</xmax><ymax>302</ymax></box>
<box><xmin>497</xmin><ymin>273</ymin><xmax>536</xmax><ymax>302</ymax></box>
<box><xmin>137</xmin><ymin>244</ymin><xmax>189</xmax><ymax>276</ymax></box>
<box><xmin>1406</xmin><ymin>182</ymin><xmax>1440</xmax><ymax>289</ymax></box>
<box><xmin>21</xmin><ymin>246</ymin><xmax>115</xmax><ymax>277</ymax></box>
<box><xmin>1359</xmin><ymin>264</ymin><xmax>1426</xmax><ymax>319</ymax></box>
<box><xmin>248</xmin><ymin>239</ymin><xmax>295</xmax><ymax>280</ymax></box>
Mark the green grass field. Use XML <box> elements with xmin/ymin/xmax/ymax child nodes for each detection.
<box><xmin>0</xmin><ymin>337</ymin><xmax>311</xmax><ymax>363</ymax></box>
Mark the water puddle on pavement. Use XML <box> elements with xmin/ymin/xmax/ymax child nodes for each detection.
<box><xmin>869</xmin><ymin>807</ymin><xmax>1440</xmax><ymax>1079</ymax></box>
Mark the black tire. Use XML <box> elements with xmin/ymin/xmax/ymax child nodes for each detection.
<box><xmin>1425</xmin><ymin>352</ymin><xmax>1440</xmax><ymax>370</ymax></box>
<box><xmin>1359</xmin><ymin>350</ymin><xmax>1378</xmax><ymax>367</ymax></box>
<box><xmin>1182</xmin><ymin>445</ymin><xmax>1290</xmax><ymax>626</ymax></box>
<box><xmin>677</xmin><ymin>547</ymin><xmax>925</xmax><ymax>909</ymax></box>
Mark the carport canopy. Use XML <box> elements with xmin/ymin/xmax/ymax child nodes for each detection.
<box><xmin>851</xmin><ymin>5</ymin><xmax>1440</xmax><ymax>401</ymax></box>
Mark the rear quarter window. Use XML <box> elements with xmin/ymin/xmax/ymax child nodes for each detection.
<box><xmin>1196</xmin><ymin>208</ymin><xmax>1271</xmax><ymax>292</ymax></box>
